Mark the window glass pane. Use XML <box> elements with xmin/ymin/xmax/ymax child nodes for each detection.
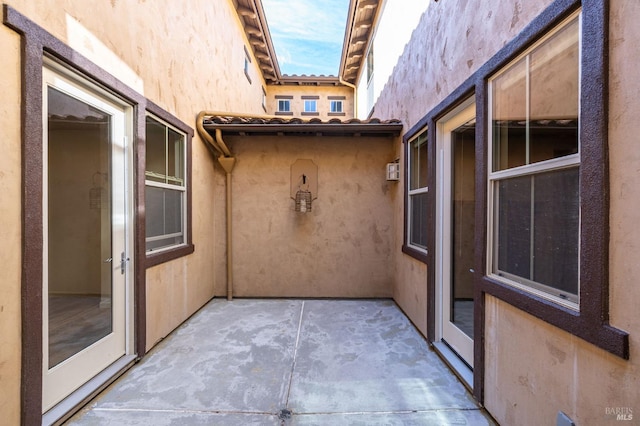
<box><xmin>410</xmin><ymin>192</ymin><xmax>428</xmax><ymax>249</ymax></box>
<box><xmin>167</xmin><ymin>127</ymin><xmax>184</xmax><ymax>185</ymax></box>
<box><xmin>492</xmin><ymin>16</ymin><xmax>579</xmax><ymax>172</ymax></box>
<box><xmin>492</xmin><ymin>58</ymin><xmax>527</xmax><ymax>171</ymax></box>
<box><xmin>146</xmin><ymin>185</ymin><xmax>165</xmax><ymax>239</ymax></box>
<box><xmin>451</xmin><ymin>116</ymin><xmax>476</xmax><ymax>338</ymax></box>
<box><xmin>331</xmin><ymin>100</ymin><xmax>342</xmax><ymax>113</ymax></box>
<box><xmin>163</xmin><ymin>188</ymin><xmax>183</xmax><ymax>235</ymax></box>
<box><xmin>367</xmin><ymin>48</ymin><xmax>374</xmax><ymax>83</ymax></box>
<box><xmin>410</xmin><ymin>132</ymin><xmax>427</xmax><ymax>190</ymax></box>
<box><xmin>145</xmin><ymin>186</ymin><xmax>184</xmax><ymax>251</ymax></box>
<box><xmin>278</xmin><ymin>100</ymin><xmax>290</xmax><ymax>112</ymax></box>
<box><xmin>304</xmin><ymin>100</ymin><xmax>317</xmax><ymax>112</ymax></box>
<box><xmin>47</xmin><ymin>87</ymin><xmax>113</xmax><ymax>367</ymax></box>
<box><xmin>495</xmin><ymin>168</ymin><xmax>579</xmax><ymax>299</ymax></box>
<box><xmin>529</xmin><ymin>18</ymin><xmax>579</xmax><ymax>163</ymax></box>
<box><xmin>496</xmin><ymin>175</ymin><xmax>532</xmax><ymax>279</ymax></box>
<box><xmin>146</xmin><ymin>117</ymin><xmax>166</xmax><ymax>183</ymax></box>
<box><xmin>533</xmin><ymin>167</ymin><xmax>579</xmax><ymax>296</ymax></box>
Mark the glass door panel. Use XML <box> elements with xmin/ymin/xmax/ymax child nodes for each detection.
<box><xmin>47</xmin><ymin>87</ymin><xmax>113</xmax><ymax>368</ymax></box>
<box><xmin>436</xmin><ymin>99</ymin><xmax>476</xmax><ymax>371</ymax></box>
<box><xmin>450</xmin><ymin>118</ymin><xmax>476</xmax><ymax>339</ymax></box>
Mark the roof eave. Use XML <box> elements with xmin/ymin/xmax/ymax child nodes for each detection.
<box><xmin>203</xmin><ymin>122</ymin><xmax>402</xmax><ymax>138</ymax></box>
<box><xmin>339</xmin><ymin>0</ymin><xmax>382</xmax><ymax>85</ymax></box>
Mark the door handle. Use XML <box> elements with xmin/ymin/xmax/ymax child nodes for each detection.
<box><xmin>120</xmin><ymin>252</ymin><xmax>130</xmax><ymax>275</ymax></box>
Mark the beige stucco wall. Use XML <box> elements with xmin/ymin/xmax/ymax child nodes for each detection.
<box><xmin>369</xmin><ymin>0</ymin><xmax>640</xmax><ymax>424</ymax></box>
<box><xmin>226</xmin><ymin>134</ymin><xmax>395</xmax><ymax>298</ymax></box>
<box><xmin>0</xmin><ymin>0</ymin><xmax>270</xmax><ymax>418</ymax></box>
<box><xmin>266</xmin><ymin>84</ymin><xmax>354</xmax><ymax>119</ymax></box>
<box><xmin>485</xmin><ymin>296</ymin><xmax>639</xmax><ymax>425</ymax></box>
<box><xmin>356</xmin><ymin>0</ymin><xmax>429</xmax><ymax>120</ymax></box>
<box><xmin>0</xmin><ymin>18</ymin><xmax>23</xmax><ymax>426</ymax></box>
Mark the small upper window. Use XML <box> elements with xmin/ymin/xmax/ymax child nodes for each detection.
<box><xmin>407</xmin><ymin>128</ymin><xmax>429</xmax><ymax>252</ymax></box>
<box><xmin>244</xmin><ymin>46</ymin><xmax>252</xmax><ymax>84</ymax></box>
<box><xmin>278</xmin><ymin>99</ymin><xmax>291</xmax><ymax>112</ymax></box>
<box><xmin>330</xmin><ymin>100</ymin><xmax>343</xmax><ymax>113</ymax></box>
<box><xmin>304</xmin><ymin>99</ymin><xmax>317</xmax><ymax>113</ymax></box>
<box><xmin>366</xmin><ymin>47</ymin><xmax>374</xmax><ymax>84</ymax></box>
<box><xmin>262</xmin><ymin>87</ymin><xmax>267</xmax><ymax>111</ymax></box>
<box><xmin>145</xmin><ymin>115</ymin><xmax>187</xmax><ymax>252</ymax></box>
<box><xmin>488</xmin><ymin>12</ymin><xmax>580</xmax><ymax>307</ymax></box>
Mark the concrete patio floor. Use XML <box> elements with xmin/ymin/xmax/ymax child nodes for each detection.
<box><xmin>67</xmin><ymin>299</ymin><xmax>494</xmax><ymax>425</ymax></box>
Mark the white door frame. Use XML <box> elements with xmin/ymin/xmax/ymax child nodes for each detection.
<box><xmin>435</xmin><ymin>97</ymin><xmax>476</xmax><ymax>375</ymax></box>
<box><xmin>41</xmin><ymin>59</ymin><xmax>135</xmax><ymax>413</ymax></box>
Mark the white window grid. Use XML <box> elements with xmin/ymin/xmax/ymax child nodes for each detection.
<box><xmin>304</xmin><ymin>99</ymin><xmax>317</xmax><ymax>112</ymax></box>
<box><xmin>407</xmin><ymin>129</ymin><xmax>428</xmax><ymax>253</ymax></box>
<box><xmin>145</xmin><ymin>114</ymin><xmax>187</xmax><ymax>252</ymax></box>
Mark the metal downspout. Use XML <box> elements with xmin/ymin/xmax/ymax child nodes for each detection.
<box><xmin>196</xmin><ymin>112</ymin><xmax>237</xmax><ymax>300</ymax></box>
<box><xmin>339</xmin><ymin>77</ymin><xmax>358</xmax><ymax>118</ymax></box>
<box><xmin>217</xmin><ymin>152</ymin><xmax>235</xmax><ymax>301</ymax></box>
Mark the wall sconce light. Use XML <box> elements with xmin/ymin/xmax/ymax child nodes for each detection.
<box><xmin>295</xmin><ymin>175</ymin><xmax>312</xmax><ymax>212</ymax></box>
<box><xmin>291</xmin><ymin>159</ymin><xmax>318</xmax><ymax>213</ymax></box>
<box><xmin>386</xmin><ymin>161</ymin><xmax>400</xmax><ymax>181</ymax></box>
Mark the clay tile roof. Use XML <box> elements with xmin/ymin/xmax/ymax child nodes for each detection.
<box><xmin>202</xmin><ymin>115</ymin><xmax>403</xmax><ymax>137</ymax></box>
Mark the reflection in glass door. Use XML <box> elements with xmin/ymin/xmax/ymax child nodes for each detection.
<box><xmin>450</xmin><ymin>117</ymin><xmax>476</xmax><ymax>341</ymax></box>
<box><xmin>436</xmin><ymin>98</ymin><xmax>476</xmax><ymax>372</ymax></box>
<box><xmin>42</xmin><ymin>63</ymin><xmax>129</xmax><ymax>412</ymax></box>
<box><xmin>46</xmin><ymin>87</ymin><xmax>114</xmax><ymax>368</ymax></box>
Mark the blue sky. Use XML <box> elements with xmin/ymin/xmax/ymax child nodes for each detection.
<box><xmin>262</xmin><ymin>0</ymin><xmax>350</xmax><ymax>77</ymax></box>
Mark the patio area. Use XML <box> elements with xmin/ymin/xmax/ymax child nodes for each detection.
<box><xmin>67</xmin><ymin>299</ymin><xmax>494</xmax><ymax>425</ymax></box>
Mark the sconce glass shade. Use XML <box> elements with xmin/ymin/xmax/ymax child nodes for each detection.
<box><xmin>295</xmin><ymin>189</ymin><xmax>312</xmax><ymax>213</ymax></box>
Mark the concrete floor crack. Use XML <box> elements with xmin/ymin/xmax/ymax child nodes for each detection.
<box><xmin>284</xmin><ymin>300</ymin><xmax>305</xmax><ymax>409</ymax></box>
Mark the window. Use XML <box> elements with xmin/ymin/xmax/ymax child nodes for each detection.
<box><xmin>330</xmin><ymin>100</ymin><xmax>343</xmax><ymax>113</ymax></box>
<box><xmin>488</xmin><ymin>12</ymin><xmax>580</xmax><ymax>308</ymax></box>
<box><xmin>243</xmin><ymin>46</ymin><xmax>252</xmax><ymax>83</ymax></box>
<box><xmin>304</xmin><ymin>99</ymin><xmax>317</xmax><ymax>112</ymax></box>
<box><xmin>366</xmin><ymin>47</ymin><xmax>375</xmax><ymax>113</ymax></box>
<box><xmin>407</xmin><ymin>128</ymin><xmax>429</xmax><ymax>253</ymax></box>
<box><xmin>366</xmin><ymin>47</ymin><xmax>374</xmax><ymax>84</ymax></box>
<box><xmin>262</xmin><ymin>87</ymin><xmax>267</xmax><ymax>111</ymax></box>
<box><xmin>145</xmin><ymin>115</ymin><xmax>187</xmax><ymax>252</ymax></box>
<box><xmin>278</xmin><ymin>99</ymin><xmax>291</xmax><ymax>112</ymax></box>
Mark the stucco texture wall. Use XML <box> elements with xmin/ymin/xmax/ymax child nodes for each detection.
<box><xmin>371</xmin><ymin>0</ymin><xmax>640</xmax><ymax>424</ymax></box>
<box><xmin>225</xmin><ymin>135</ymin><xmax>396</xmax><ymax>298</ymax></box>
<box><xmin>1</xmin><ymin>0</ymin><xmax>270</xmax><ymax>416</ymax></box>
<box><xmin>0</xmin><ymin>17</ymin><xmax>23</xmax><ymax>426</ymax></box>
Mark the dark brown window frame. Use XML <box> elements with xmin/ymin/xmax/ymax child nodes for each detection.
<box><xmin>402</xmin><ymin>0</ymin><xmax>628</xmax><ymax>404</ymax></box>
<box><xmin>401</xmin><ymin>128</ymin><xmax>429</xmax><ymax>264</ymax></box>
<box><xmin>243</xmin><ymin>46</ymin><xmax>252</xmax><ymax>84</ymax></box>
<box><xmin>4</xmin><ymin>5</ymin><xmax>194</xmax><ymax>424</ymax></box>
<box><xmin>144</xmin><ymin>101</ymin><xmax>195</xmax><ymax>268</ymax></box>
